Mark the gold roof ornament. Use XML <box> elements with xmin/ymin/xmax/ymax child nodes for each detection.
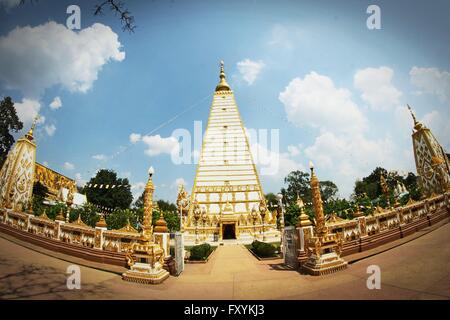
<box><xmin>215</xmin><ymin>60</ymin><xmax>231</xmax><ymax>92</ymax></box>
<box><xmin>154</xmin><ymin>211</ymin><xmax>169</xmax><ymax>233</ymax></box>
<box><xmin>39</xmin><ymin>209</ymin><xmax>51</xmax><ymax>221</ymax></box>
<box><xmin>72</xmin><ymin>214</ymin><xmax>89</xmax><ymax>228</ymax></box>
<box><xmin>296</xmin><ymin>193</ymin><xmax>312</xmax><ymax>227</ymax></box>
<box><xmin>55</xmin><ymin>208</ymin><xmax>65</xmax><ymax>221</ymax></box>
<box><xmin>326</xmin><ymin>212</ymin><xmax>346</xmax><ymax>225</ymax></box>
<box><xmin>118</xmin><ymin>218</ymin><xmax>139</xmax><ymax>233</ymax></box>
<box><xmin>96</xmin><ymin>215</ymin><xmax>108</xmax><ymax>228</ymax></box>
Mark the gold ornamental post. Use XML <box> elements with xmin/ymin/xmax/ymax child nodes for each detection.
<box><xmin>302</xmin><ymin>161</ymin><xmax>348</xmax><ymax>276</ymax></box>
<box><xmin>142</xmin><ymin>166</ymin><xmax>155</xmax><ymax>241</ymax></box>
<box><xmin>122</xmin><ymin>166</ymin><xmax>169</xmax><ymax>284</ymax></box>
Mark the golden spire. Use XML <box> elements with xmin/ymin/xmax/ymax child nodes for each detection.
<box><xmin>407</xmin><ymin>104</ymin><xmax>424</xmax><ymax>131</ymax></box>
<box><xmin>309</xmin><ymin>161</ymin><xmax>326</xmax><ymax>236</ymax></box>
<box><xmin>296</xmin><ymin>193</ymin><xmax>312</xmax><ymax>227</ymax></box>
<box><xmin>215</xmin><ymin>60</ymin><xmax>231</xmax><ymax>92</ymax></box>
<box><xmin>142</xmin><ymin>166</ymin><xmax>155</xmax><ymax>240</ymax></box>
<box><xmin>25</xmin><ymin>114</ymin><xmax>40</xmax><ymax>141</ymax></box>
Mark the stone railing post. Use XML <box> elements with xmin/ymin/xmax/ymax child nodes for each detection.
<box><xmin>296</xmin><ymin>225</ymin><xmax>313</xmax><ymax>263</ymax></box>
<box><xmin>424</xmin><ymin>199</ymin><xmax>430</xmax><ymax>215</ymax></box>
<box><xmin>154</xmin><ymin>232</ymin><xmax>170</xmax><ymax>257</ymax></box>
<box><xmin>25</xmin><ymin>213</ymin><xmax>31</xmax><ymax>231</ymax></box>
<box><xmin>94</xmin><ymin>226</ymin><xmax>106</xmax><ymax>249</ymax></box>
<box><xmin>54</xmin><ymin>217</ymin><xmax>65</xmax><ymax>241</ymax></box>
<box><xmin>357</xmin><ymin>216</ymin><xmax>367</xmax><ymax>237</ymax></box>
<box><xmin>444</xmin><ymin>192</ymin><xmax>449</xmax><ymax>208</ymax></box>
<box><xmin>396</xmin><ymin>207</ymin><xmax>404</xmax><ymax>225</ymax></box>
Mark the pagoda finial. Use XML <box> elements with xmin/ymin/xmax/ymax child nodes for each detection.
<box><xmin>25</xmin><ymin>114</ymin><xmax>40</xmax><ymax>141</ymax></box>
<box><xmin>215</xmin><ymin>60</ymin><xmax>231</xmax><ymax>92</ymax></box>
<box><xmin>407</xmin><ymin>104</ymin><xmax>423</xmax><ymax>131</ymax></box>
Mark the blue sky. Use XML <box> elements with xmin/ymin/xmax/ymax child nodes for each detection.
<box><xmin>1</xmin><ymin>0</ymin><xmax>449</xmax><ymax>203</ymax></box>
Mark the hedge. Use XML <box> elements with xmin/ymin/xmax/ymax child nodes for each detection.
<box><xmin>250</xmin><ymin>240</ymin><xmax>277</xmax><ymax>258</ymax></box>
<box><xmin>189</xmin><ymin>243</ymin><xmax>213</xmax><ymax>261</ymax></box>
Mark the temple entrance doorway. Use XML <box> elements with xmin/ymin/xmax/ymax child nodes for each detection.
<box><xmin>222</xmin><ymin>223</ymin><xmax>236</xmax><ymax>240</ymax></box>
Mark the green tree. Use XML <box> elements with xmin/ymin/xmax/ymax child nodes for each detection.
<box><xmin>69</xmin><ymin>204</ymin><xmax>100</xmax><ymax>228</ymax></box>
<box><xmin>30</xmin><ymin>181</ymin><xmax>49</xmax><ymax>215</ymax></box>
<box><xmin>354</xmin><ymin>167</ymin><xmax>388</xmax><ymax>199</ymax></box>
<box><xmin>282</xmin><ymin>170</ymin><xmax>338</xmax><ymax>205</ymax></box>
<box><xmin>264</xmin><ymin>193</ymin><xmax>278</xmax><ymax>207</ymax></box>
<box><xmin>105</xmin><ymin>208</ymin><xmax>138</xmax><ymax>230</ymax></box>
<box><xmin>282</xmin><ymin>170</ymin><xmax>311</xmax><ymax>204</ymax></box>
<box><xmin>82</xmin><ymin>169</ymin><xmax>132</xmax><ymax>209</ymax></box>
<box><xmin>156</xmin><ymin>199</ymin><xmax>177</xmax><ymax>212</ymax></box>
<box><xmin>133</xmin><ymin>192</ymin><xmax>144</xmax><ymax>208</ymax></box>
<box><xmin>152</xmin><ymin>210</ymin><xmax>180</xmax><ymax>232</ymax></box>
<box><xmin>280</xmin><ymin>170</ymin><xmax>340</xmax><ymax>226</ymax></box>
<box><xmin>0</xmin><ymin>97</ymin><xmax>23</xmax><ymax>169</ymax></box>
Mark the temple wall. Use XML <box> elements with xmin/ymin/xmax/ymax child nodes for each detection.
<box><xmin>297</xmin><ymin>192</ymin><xmax>450</xmax><ymax>265</ymax></box>
<box><xmin>0</xmin><ymin>193</ymin><xmax>448</xmax><ymax>271</ymax></box>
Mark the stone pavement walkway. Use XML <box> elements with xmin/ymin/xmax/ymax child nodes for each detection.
<box><xmin>1</xmin><ymin>222</ymin><xmax>450</xmax><ymax>299</ymax></box>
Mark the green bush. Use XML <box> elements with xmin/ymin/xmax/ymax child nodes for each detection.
<box><xmin>189</xmin><ymin>243</ymin><xmax>213</xmax><ymax>261</ymax></box>
<box><xmin>250</xmin><ymin>240</ymin><xmax>277</xmax><ymax>258</ymax></box>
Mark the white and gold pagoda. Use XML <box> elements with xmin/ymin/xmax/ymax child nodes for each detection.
<box><xmin>408</xmin><ymin>105</ymin><xmax>450</xmax><ymax>196</ymax></box>
<box><xmin>182</xmin><ymin>61</ymin><xmax>279</xmax><ymax>244</ymax></box>
<box><xmin>0</xmin><ymin>119</ymin><xmax>37</xmax><ymax>211</ymax></box>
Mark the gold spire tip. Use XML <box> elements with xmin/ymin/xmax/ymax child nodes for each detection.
<box><xmin>215</xmin><ymin>60</ymin><xmax>231</xmax><ymax>92</ymax></box>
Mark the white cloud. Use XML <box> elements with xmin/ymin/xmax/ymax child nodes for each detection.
<box><xmin>354</xmin><ymin>66</ymin><xmax>402</xmax><ymax>111</ymax></box>
<box><xmin>92</xmin><ymin>154</ymin><xmax>108</xmax><ymax>161</ymax></box>
<box><xmin>44</xmin><ymin>124</ymin><xmax>56</xmax><ymax>136</ymax></box>
<box><xmin>14</xmin><ymin>98</ymin><xmax>42</xmax><ymax>128</ymax></box>
<box><xmin>129</xmin><ymin>133</ymin><xmax>142</xmax><ymax>144</ymax></box>
<box><xmin>304</xmin><ymin>131</ymin><xmax>414</xmax><ymax>197</ymax></box>
<box><xmin>0</xmin><ymin>21</ymin><xmax>125</xmax><ymax>98</ymax></box>
<box><xmin>175</xmin><ymin>178</ymin><xmax>186</xmax><ymax>186</ymax></box>
<box><xmin>287</xmin><ymin>145</ymin><xmax>301</xmax><ymax>157</ymax></box>
<box><xmin>121</xmin><ymin>171</ymin><xmax>131</xmax><ymax>178</ymax></box>
<box><xmin>63</xmin><ymin>162</ymin><xmax>75</xmax><ymax>170</ymax></box>
<box><xmin>42</xmin><ymin>161</ymin><xmax>49</xmax><ymax>167</ymax></box>
<box><xmin>75</xmin><ymin>173</ymin><xmax>86</xmax><ymax>186</ymax></box>
<box><xmin>279</xmin><ymin>72</ymin><xmax>367</xmax><ymax>134</ymax></box>
<box><xmin>279</xmin><ymin>69</ymin><xmax>416</xmax><ymax>198</ymax></box>
<box><xmin>172</xmin><ymin>178</ymin><xmax>187</xmax><ymax>190</ymax></box>
<box><xmin>49</xmin><ymin>96</ymin><xmax>62</xmax><ymax>110</ymax></box>
<box><xmin>131</xmin><ymin>182</ymin><xmax>146</xmax><ymax>191</ymax></box>
<box><xmin>131</xmin><ymin>181</ymin><xmax>146</xmax><ymax>200</ymax></box>
<box><xmin>422</xmin><ymin>110</ymin><xmax>450</xmax><ymax>150</ymax></box>
<box><xmin>236</xmin><ymin>59</ymin><xmax>265</xmax><ymax>85</ymax></box>
<box><xmin>250</xmin><ymin>142</ymin><xmax>305</xmax><ymax>180</ymax></box>
<box><xmin>141</xmin><ymin>134</ymin><xmax>180</xmax><ymax>157</ymax></box>
<box><xmin>410</xmin><ymin>67</ymin><xmax>450</xmax><ymax>102</ymax></box>
<box><xmin>267</xmin><ymin>24</ymin><xmax>302</xmax><ymax>49</ymax></box>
